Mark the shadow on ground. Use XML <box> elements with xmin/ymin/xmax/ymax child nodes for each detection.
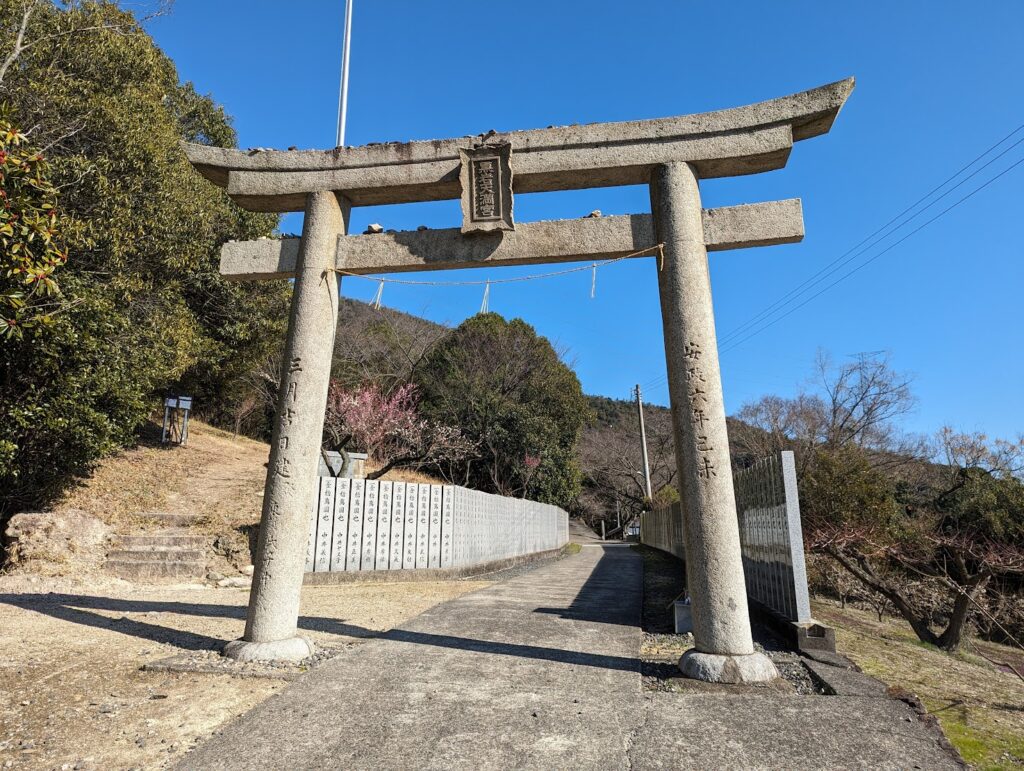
<box><xmin>0</xmin><ymin>550</ymin><xmax>642</xmax><ymax>674</ymax></box>
<box><xmin>534</xmin><ymin>544</ymin><xmax>638</xmax><ymax>626</ymax></box>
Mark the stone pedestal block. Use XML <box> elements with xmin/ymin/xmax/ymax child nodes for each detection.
<box><xmin>679</xmin><ymin>649</ymin><xmax>779</xmax><ymax>684</ymax></box>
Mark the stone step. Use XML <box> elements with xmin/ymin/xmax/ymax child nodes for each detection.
<box><xmin>114</xmin><ymin>533</ymin><xmax>206</xmax><ymax>549</ymax></box>
<box><xmin>106</xmin><ymin>547</ymin><xmax>205</xmax><ymax>563</ymax></box>
<box><xmin>104</xmin><ymin>559</ymin><xmax>205</xmax><ymax>581</ymax></box>
<box><xmin>136</xmin><ymin>511</ymin><xmax>202</xmax><ymax>528</ymax></box>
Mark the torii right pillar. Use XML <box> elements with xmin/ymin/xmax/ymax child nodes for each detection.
<box><xmin>652</xmin><ymin>161</ymin><xmax>778</xmax><ymax>683</ymax></box>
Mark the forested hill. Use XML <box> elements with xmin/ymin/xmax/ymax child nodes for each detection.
<box><xmin>333</xmin><ymin>301</ymin><xmax>758</xmax><ymax>523</ymax></box>
<box><xmin>578</xmin><ymin>393</ymin><xmax>764</xmax><ymax>522</ymax></box>
<box><xmin>327</xmin><ymin>301</ymin><xmax>697</xmax><ymax>521</ymax></box>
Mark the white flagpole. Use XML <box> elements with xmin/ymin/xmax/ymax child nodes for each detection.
<box><xmin>335</xmin><ymin>0</ymin><xmax>354</xmax><ymax>147</ymax></box>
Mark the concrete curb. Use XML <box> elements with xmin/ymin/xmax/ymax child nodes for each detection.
<box><xmin>801</xmin><ymin>657</ymin><xmax>968</xmax><ymax>768</ymax></box>
<box><xmin>301</xmin><ymin>546</ymin><xmax>567</xmax><ymax>586</ymax></box>
<box><xmin>802</xmin><ymin>658</ymin><xmax>889</xmax><ymax>697</ymax></box>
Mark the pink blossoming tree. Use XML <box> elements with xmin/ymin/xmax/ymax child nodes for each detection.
<box><xmin>323</xmin><ymin>381</ymin><xmax>475</xmax><ymax>479</ymax></box>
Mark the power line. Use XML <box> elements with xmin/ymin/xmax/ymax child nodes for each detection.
<box><xmin>719</xmin><ymin>153</ymin><xmax>1024</xmax><ymax>354</ymax></box>
<box><xmin>718</xmin><ymin>124</ymin><xmax>1024</xmax><ymax>346</ymax></box>
<box><xmin>639</xmin><ymin>141</ymin><xmax>1024</xmax><ymax>388</ymax></box>
<box><xmin>633</xmin><ymin>123</ymin><xmax>1024</xmax><ymax>390</ymax></box>
<box><xmin>719</xmin><ymin>124</ymin><xmax>1024</xmax><ymax>344</ymax></box>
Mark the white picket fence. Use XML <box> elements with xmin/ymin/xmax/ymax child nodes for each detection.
<box><xmin>305</xmin><ymin>478</ymin><xmax>569</xmax><ymax>573</ymax></box>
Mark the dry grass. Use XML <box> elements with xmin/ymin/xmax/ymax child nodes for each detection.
<box><xmin>363</xmin><ymin>460</ymin><xmax>446</xmax><ymax>485</ymax></box>
<box><xmin>0</xmin><ymin>420</ymin><xmax>503</xmax><ymax>767</ymax></box>
<box><xmin>56</xmin><ymin>422</ymin><xmax>447</xmax><ymax>537</ymax></box>
<box><xmin>815</xmin><ymin>600</ymin><xmax>1024</xmax><ymax>769</ymax></box>
<box><xmin>42</xmin><ymin>419</ymin><xmax>272</xmax><ymax>576</ymax></box>
<box><xmin>57</xmin><ymin>419</ymin><xmax>269</xmax><ymax>534</ymax></box>
<box><xmin>44</xmin><ymin>421</ymin><xmax>455</xmax><ymax>577</ymax></box>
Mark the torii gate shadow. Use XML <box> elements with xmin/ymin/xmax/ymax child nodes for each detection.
<box><xmin>0</xmin><ymin>589</ymin><xmax>641</xmax><ymax>674</ymax></box>
<box><xmin>532</xmin><ymin>544</ymin><xmax>641</xmax><ymax>627</ymax></box>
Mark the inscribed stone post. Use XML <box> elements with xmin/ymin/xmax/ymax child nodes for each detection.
<box><xmin>225</xmin><ymin>191</ymin><xmax>349</xmax><ymax>662</ymax></box>
<box><xmin>651</xmin><ymin>162</ymin><xmax>778</xmax><ymax>683</ymax></box>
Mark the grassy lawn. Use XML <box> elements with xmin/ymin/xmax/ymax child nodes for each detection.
<box><xmin>815</xmin><ymin>600</ymin><xmax>1024</xmax><ymax>769</ymax></box>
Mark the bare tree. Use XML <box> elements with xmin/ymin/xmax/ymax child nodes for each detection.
<box><xmin>809</xmin><ymin>427</ymin><xmax>1024</xmax><ymax>650</ymax></box>
<box><xmin>577</xmin><ymin>397</ymin><xmax>677</xmax><ymax>528</ymax></box>
<box><xmin>332</xmin><ymin>299</ymin><xmax>446</xmax><ymax>393</ymax></box>
<box><xmin>732</xmin><ymin>353</ymin><xmax>1024</xmax><ymax>650</ymax></box>
<box><xmin>733</xmin><ymin>351</ymin><xmax>925</xmax><ymax>475</ymax></box>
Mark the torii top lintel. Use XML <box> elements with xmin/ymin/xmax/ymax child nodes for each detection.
<box><xmin>184</xmin><ymin>78</ymin><xmax>854</xmax><ymax>214</ymax></box>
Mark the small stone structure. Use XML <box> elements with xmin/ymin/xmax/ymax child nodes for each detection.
<box><xmin>305</xmin><ymin>479</ymin><xmax>567</xmax><ymax>574</ymax></box>
<box><xmin>183</xmin><ymin>78</ymin><xmax>854</xmax><ymax>679</ymax></box>
<box><xmin>316</xmin><ymin>450</ymin><xmax>367</xmax><ymax>478</ymax></box>
<box><xmin>3</xmin><ymin>509</ymin><xmax>109</xmax><ymax>574</ymax></box>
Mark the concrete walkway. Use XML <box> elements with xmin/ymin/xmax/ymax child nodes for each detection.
<box><xmin>178</xmin><ymin>545</ymin><xmax>959</xmax><ymax>770</ymax></box>
<box><xmin>567</xmin><ymin>518</ymin><xmax>606</xmax><ymax>543</ymax></box>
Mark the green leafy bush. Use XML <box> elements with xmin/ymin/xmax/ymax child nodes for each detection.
<box><xmin>0</xmin><ymin>2</ymin><xmax>288</xmax><ymax>521</ymax></box>
<box><xmin>414</xmin><ymin>313</ymin><xmax>590</xmax><ymax>508</ymax></box>
<box><xmin>0</xmin><ymin>118</ymin><xmax>69</xmax><ymax>337</ymax></box>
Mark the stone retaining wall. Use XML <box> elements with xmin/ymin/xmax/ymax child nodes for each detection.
<box><xmin>305</xmin><ymin>479</ymin><xmax>569</xmax><ymax>573</ymax></box>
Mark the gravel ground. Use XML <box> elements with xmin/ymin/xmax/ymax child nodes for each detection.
<box><xmin>141</xmin><ymin>643</ymin><xmax>354</xmax><ymax>681</ymax></box>
<box><xmin>0</xmin><ymin>574</ymin><xmax>489</xmax><ymax>770</ymax></box>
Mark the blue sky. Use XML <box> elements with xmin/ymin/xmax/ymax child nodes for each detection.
<box><xmin>147</xmin><ymin>1</ymin><xmax>1023</xmax><ymax>439</ymax></box>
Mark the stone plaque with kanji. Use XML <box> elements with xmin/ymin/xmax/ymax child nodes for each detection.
<box><xmin>459</xmin><ymin>143</ymin><xmax>514</xmax><ymax>233</ymax></box>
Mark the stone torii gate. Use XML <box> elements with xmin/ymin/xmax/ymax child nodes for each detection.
<box><xmin>184</xmin><ymin>78</ymin><xmax>853</xmax><ymax>682</ymax></box>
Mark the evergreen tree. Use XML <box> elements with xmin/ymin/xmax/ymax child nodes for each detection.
<box><xmin>415</xmin><ymin>313</ymin><xmax>590</xmax><ymax>508</ymax></box>
<box><xmin>0</xmin><ymin>1</ymin><xmax>289</xmax><ymax>517</ymax></box>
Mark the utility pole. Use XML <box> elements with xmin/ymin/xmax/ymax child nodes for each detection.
<box><xmin>335</xmin><ymin>0</ymin><xmax>354</xmax><ymax>147</ymax></box>
<box><xmin>634</xmin><ymin>384</ymin><xmax>653</xmax><ymax>503</ymax></box>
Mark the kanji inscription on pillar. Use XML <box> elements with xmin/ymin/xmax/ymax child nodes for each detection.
<box><xmin>459</xmin><ymin>143</ymin><xmax>514</xmax><ymax>234</ymax></box>
<box><xmin>403</xmin><ymin>483</ymin><xmax>418</xmax><ymax>569</ymax></box>
<box><xmin>330</xmin><ymin>479</ymin><xmax>350</xmax><ymax>571</ymax></box>
<box><xmin>376</xmin><ymin>481</ymin><xmax>392</xmax><ymax>570</ymax></box>
<box><xmin>362</xmin><ymin>480</ymin><xmax>379</xmax><ymax>570</ymax></box>
<box><xmin>415</xmin><ymin>483</ymin><xmax>431</xmax><ymax>568</ymax></box>
<box><xmin>428</xmin><ymin>485</ymin><xmax>442</xmax><ymax>569</ymax></box>
<box><xmin>346</xmin><ymin>479</ymin><xmax>364</xmax><ymax>572</ymax></box>
<box><xmin>684</xmin><ymin>340</ymin><xmax>717</xmax><ymax>481</ymax></box>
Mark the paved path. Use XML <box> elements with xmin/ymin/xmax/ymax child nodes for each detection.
<box><xmin>568</xmin><ymin>519</ymin><xmax>605</xmax><ymax>543</ymax></box>
<box><xmin>178</xmin><ymin>545</ymin><xmax>959</xmax><ymax>770</ymax></box>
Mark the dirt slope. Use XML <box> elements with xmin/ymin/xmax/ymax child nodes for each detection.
<box><xmin>4</xmin><ymin>419</ymin><xmax>449</xmax><ymax>582</ymax></box>
<box><xmin>56</xmin><ymin>420</ymin><xmax>268</xmax><ymax>531</ymax></box>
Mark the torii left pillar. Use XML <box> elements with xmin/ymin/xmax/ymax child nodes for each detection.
<box><xmin>224</xmin><ymin>191</ymin><xmax>349</xmax><ymax>662</ymax></box>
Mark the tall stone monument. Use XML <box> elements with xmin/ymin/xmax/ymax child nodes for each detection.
<box><xmin>185</xmin><ymin>78</ymin><xmax>854</xmax><ymax>681</ymax></box>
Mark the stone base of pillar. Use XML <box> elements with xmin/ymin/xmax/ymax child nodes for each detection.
<box><xmin>679</xmin><ymin>649</ymin><xmax>779</xmax><ymax>684</ymax></box>
<box><xmin>223</xmin><ymin>636</ymin><xmax>314</xmax><ymax>663</ymax></box>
